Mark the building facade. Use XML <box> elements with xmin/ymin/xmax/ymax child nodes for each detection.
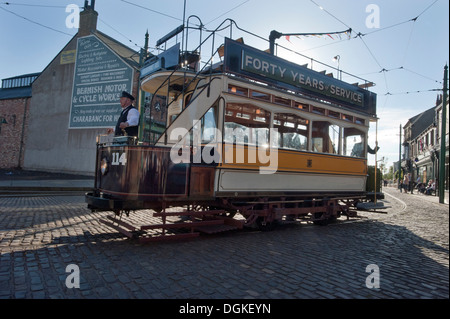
<box><xmin>435</xmin><ymin>95</ymin><xmax>449</xmax><ymax>190</ymax></box>
<box><xmin>402</xmin><ymin>95</ymin><xmax>449</xmax><ymax>191</ymax></box>
<box><xmin>0</xmin><ymin>73</ymin><xmax>39</xmax><ymax>168</ymax></box>
<box><xmin>21</xmin><ymin>2</ymin><xmax>141</xmax><ymax>175</ymax></box>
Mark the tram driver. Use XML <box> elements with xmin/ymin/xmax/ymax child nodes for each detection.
<box><xmin>350</xmin><ymin>134</ymin><xmax>379</xmax><ymax>158</ymax></box>
<box><xmin>106</xmin><ymin>91</ymin><xmax>140</xmax><ymax>138</ymax></box>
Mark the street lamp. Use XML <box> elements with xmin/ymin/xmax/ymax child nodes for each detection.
<box><xmin>333</xmin><ymin>55</ymin><xmax>341</xmax><ymax>80</ymax></box>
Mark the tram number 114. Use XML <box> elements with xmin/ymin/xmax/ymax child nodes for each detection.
<box><xmin>111</xmin><ymin>152</ymin><xmax>127</xmax><ymax>166</ymax></box>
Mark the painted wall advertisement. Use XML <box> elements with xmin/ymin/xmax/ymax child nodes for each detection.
<box><xmin>69</xmin><ymin>35</ymin><xmax>134</xmax><ymax>129</ymax></box>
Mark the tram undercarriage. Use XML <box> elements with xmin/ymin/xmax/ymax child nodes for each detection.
<box><xmin>86</xmin><ymin>192</ymin><xmax>366</xmax><ymax>242</ymax></box>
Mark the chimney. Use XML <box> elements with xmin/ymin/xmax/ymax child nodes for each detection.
<box><xmin>78</xmin><ymin>0</ymin><xmax>98</xmax><ymax>37</ymax></box>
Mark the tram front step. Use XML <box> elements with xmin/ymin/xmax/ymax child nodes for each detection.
<box><xmin>194</xmin><ymin>224</ymin><xmax>240</xmax><ymax>234</ymax></box>
<box><xmin>140</xmin><ymin>219</ymin><xmax>224</xmax><ymax>230</ymax></box>
<box><xmin>99</xmin><ymin>218</ymin><xmax>139</xmax><ymax>239</ymax></box>
<box><xmin>153</xmin><ymin>210</ymin><xmax>226</xmax><ymax>217</ymax></box>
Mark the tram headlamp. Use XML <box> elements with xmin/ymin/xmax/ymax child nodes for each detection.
<box><xmin>100</xmin><ymin>157</ymin><xmax>109</xmax><ymax>175</ymax></box>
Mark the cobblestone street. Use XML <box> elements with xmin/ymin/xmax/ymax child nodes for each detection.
<box><xmin>0</xmin><ymin>187</ymin><xmax>448</xmax><ymax>301</ymax></box>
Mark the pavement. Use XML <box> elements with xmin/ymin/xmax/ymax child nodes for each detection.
<box><xmin>385</xmin><ymin>185</ymin><xmax>449</xmax><ymax>205</ymax></box>
<box><xmin>0</xmin><ymin>169</ymin><xmax>94</xmax><ymax>193</ymax></box>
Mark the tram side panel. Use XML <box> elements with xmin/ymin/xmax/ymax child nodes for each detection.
<box><xmin>215</xmin><ymin>144</ymin><xmax>368</xmax><ymax>197</ymax></box>
<box><xmin>95</xmin><ymin>146</ymin><xmax>189</xmax><ymax>204</ymax></box>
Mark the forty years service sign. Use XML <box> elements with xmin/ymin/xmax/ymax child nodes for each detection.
<box><xmin>69</xmin><ymin>35</ymin><xmax>134</xmax><ymax>129</ymax></box>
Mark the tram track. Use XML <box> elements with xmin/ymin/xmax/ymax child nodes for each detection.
<box><xmin>383</xmin><ymin>190</ymin><xmax>408</xmax><ymax>214</ymax></box>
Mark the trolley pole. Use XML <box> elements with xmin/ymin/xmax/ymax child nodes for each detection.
<box><xmin>439</xmin><ymin>64</ymin><xmax>448</xmax><ymax>204</ymax></box>
<box><xmin>138</xmin><ymin>31</ymin><xmax>149</xmax><ymax>142</ymax></box>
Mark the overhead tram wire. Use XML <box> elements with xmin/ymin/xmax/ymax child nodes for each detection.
<box><xmin>120</xmin><ymin>0</ymin><xmax>182</xmax><ymax>22</ymax></box>
<box><xmin>308</xmin><ymin>0</ymin><xmax>389</xmax><ymax>91</ymax></box>
<box><xmin>203</xmin><ymin>0</ymin><xmax>250</xmax><ymax>27</ymax></box>
<box><xmin>385</xmin><ymin>88</ymin><xmax>446</xmax><ymax>96</ymax></box>
<box><xmin>309</xmin><ymin>0</ymin><xmax>352</xmax><ymax>29</ymax></box>
<box><xmin>307</xmin><ymin>0</ymin><xmax>444</xmax><ymax>95</ymax></box>
<box><xmin>0</xmin><ymin>5</ymin><xmax>73</xmax><ymax>36</ymax></box>
<box><xmin>98</xmin><ymin>17</ymin><xmax>144</xmax><ymax>51</ymax></box>
<box><xmin>400</xmin><ymin>22</ymin><xmax>416</xmax><ymax>66</ymax></box>
<box><xmin>402</xmin><ymin>67</ymin><xmax>443</xmax><ymax>85</ymax></box>
<box><xmin>358</xmin><ymin>67</ymin><xmax>443</xmax><ymax>86</ymax></box>
<box><xmin>297</xmin><ymin>1</ymin><xmax>438</xmax><ymax>58</ymax></box>
<box><xmin>0</xmin><ymin>2</ymin><xmax>66</xmax><ymax>8</ymax></box>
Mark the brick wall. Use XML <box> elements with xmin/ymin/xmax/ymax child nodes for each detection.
<box><xmin>0</xmin><ymin>97</ymin><xmax>30</xmax><ymax>168</ymax></box>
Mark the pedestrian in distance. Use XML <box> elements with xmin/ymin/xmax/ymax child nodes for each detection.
<box><xmin>408</xmin><ymin>173</ymin><xmax>413</xmax><ymax>194</ymax></box>
<box><xmin>425</xmin><ymin>179</ymin><xmax>436</xmax><ymax>195</ymax></box>
<box><xmin>403</xmin><ymin>173</ymin><xmax>410</xmax><ymax>194</ymax></box>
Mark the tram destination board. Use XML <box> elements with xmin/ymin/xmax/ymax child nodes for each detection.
<box><xmin>69</xmin><ymin>35</ymin><xmax>134</xmax><ymax>129</ymax></box>
<box><xmin>223</xmin><ymin>38</ymin><xmax>376</xmax><ymax>116</ymax></box>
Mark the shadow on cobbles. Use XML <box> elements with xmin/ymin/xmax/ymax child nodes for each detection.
<box><xmin>0</xmin><ymin>216</ymin><xmax>448</xmax><ymax>299</ymax></box>
<box><xmin>0</xmin><ymin>190</ymin><xmax>448</xmax><ymax>299</ymax></box>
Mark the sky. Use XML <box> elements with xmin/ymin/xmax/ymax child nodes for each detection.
<box><xmin>0</xmin><ymin>0</ymin><xmax>449</xmax><ymax>169</ymax></box>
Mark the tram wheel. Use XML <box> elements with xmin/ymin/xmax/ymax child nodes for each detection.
<box><xmin>256</xmin><ymin>217</ymin><xmax>278</xmax><ymax>231</ymax></box>
<box><xmin>312</xmin><ymin>212</ymin><xmax>329</xmax><ymax>226</ymax></box>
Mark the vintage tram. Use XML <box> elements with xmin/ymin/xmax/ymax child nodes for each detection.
<box><xmin>86</xmin><ymin>20</ymin><xmax>380</xmax><ymax>242</ymax></box>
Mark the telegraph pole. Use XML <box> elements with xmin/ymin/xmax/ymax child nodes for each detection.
<box><xmin>439</xmin><ymin>64</ymin><xmax>448</xmax><ymax>204</ymax></box>
<box><xmin>398</xmin><ymin>124</ymin><xmax>402</xmax><ymax>190</ymax></box>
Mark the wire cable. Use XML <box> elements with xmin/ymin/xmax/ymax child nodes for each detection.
<box><xmin>0</xmin><ymin>2</ymin><xmax>66</xmax><ymax>8</ymax></box>
<box><xmin>120</xmin><ymin>0</ymin><xmax>182</xmax><ymax>22</ymax></box>
<box><xmin>0</xmin><ymin>5</ymin><xmax>73</xmax><ymax>36</ymax></box>
<box><xmin>385</xmin><ymin>88</ymin><xmax>446</xmax><ymax>96</ymax></box>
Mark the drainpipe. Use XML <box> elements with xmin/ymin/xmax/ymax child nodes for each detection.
<box><xmin>18</xmin><ymin>97</ymin><xmax>29</xmax><ymax>168</ymax></box>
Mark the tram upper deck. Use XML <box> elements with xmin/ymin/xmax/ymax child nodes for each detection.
<box><xmin>138</xmin><ymin>33</ymin><xmax>377</xmax><ymax>160</ymax></box>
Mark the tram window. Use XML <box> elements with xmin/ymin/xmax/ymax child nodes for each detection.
<box><xmin>251</xmin><ymin>90</ymin><xmax>270</xmax><ymax>101</ymax></box>
<box><xmin>272</xmin><ymin>113</ymin><xmax>308</xmax><ymax>151</ymax></box>
<box><xmin>200</xmin><ymin>105</ymin><xmax>218</xmax><ymax>143</ymax></box>
<box><xmin>273</xmin><ymin>96</ymin><xmax>291</xmax><ymax>107</ymax></box>
<box><xmin>312</xmin><ymin>121</ymin><xmax>341</xmax><ymax>154</ymax></box>
<box><xmin>142</xmin><ymin>93</ymin><xmax>167</xmax><ymax>144</ymax></box>
<box><xmin>329</xmin><ymin>111</ymin><xmax>340</xmax><ymax>119</ymax></box>
<box><xmin>342</xmin><ymin>114</ymin><xmax>354</xmax><ymax>122</ymax></box>
<box><xmin>224</xmin><ymin>103</ymin><xmax>270</xmax><ymax>146</ymax></box>
<box><xmin>344</xmin><ymin>128</ymin><xmax>366</xmax><ymax>158</ymax></box>
<box><xmin>228</xmin><ymin>85</ymin><xmax>248</xmax><ymax>97</ymax></box>
<box><xmin>329</xmin><ymin>124</ymin><xmax>340</xmax><ymax>154</ymax></box>
<box><xmin>295</xmin><ymin>102</ymin><xmax>309</xmax><ymax>111</ymax></box>
<box><xmin>312</xmin><ymin>107</ymin><xmax>325</xmax><ymax>115</ymax></box>
<box><xmin>355</xmin><ymin>117</ymin><xmax>365</xmax><ymax>125</ymax></box>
